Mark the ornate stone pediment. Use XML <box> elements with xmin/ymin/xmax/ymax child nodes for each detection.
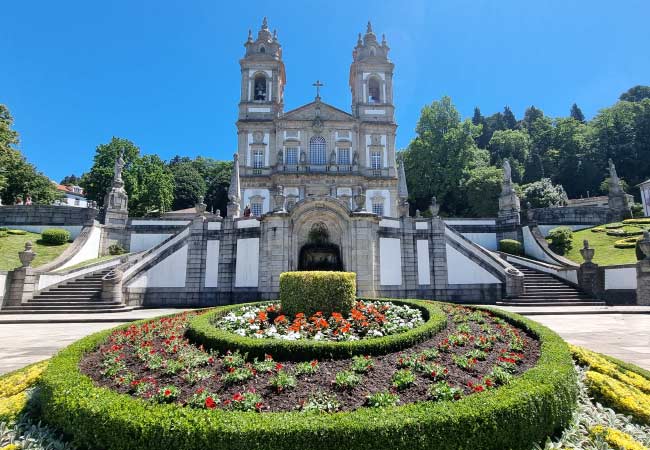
<box><xmin>281</xmin><ymin>101</ymin><xmax>354</xmax><ymax>122</ymax></box>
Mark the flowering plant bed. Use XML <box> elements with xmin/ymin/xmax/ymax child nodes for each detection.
<box><xmin>38</xmin><ymin>303</ymin><xmax>577</xmax><ymax>450</ymax></box>
<box><xmin>215</xmin><ymin>300</ymin><xmax>424</xmax><ymax>341</ymax></box>
<box><xmin>187</xmin><ymin>299</ymin><xmax>445</xmax><ymax>361</ymax></box>
<box><xmin>77</xmin><ymin>305</ymin><xmax>540</xmax><ymax>413</ymax></box>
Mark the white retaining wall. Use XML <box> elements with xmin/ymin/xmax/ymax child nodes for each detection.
<box><xmin>446</xmin><ymin>244</ymin><xmax>500</xmax><ymax>285</ymax></box>
<box><xmin>129</xmin><ymin>245</ymin><xmax>189</xmax><ymax>288</ymax></box>
<box><xmin>58</xmin><ymin>225</ymin><xmax>102</xmax><ymax>270</ymax></box>
<box><xmin>604</xmin><ymin>267</ymin><xmax>638</xmax><ymax>290</ymax></box>
<box><xmin>379</xmin><ymin>237</ymin><xmax>402</xmax><ymax>285</ymax></box>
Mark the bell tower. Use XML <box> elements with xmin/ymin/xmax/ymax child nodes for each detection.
<box><xmin>238</xmin><ymin>17</ymin><xmax>286</xmax><ymax>120</ymax></box>
<box><xmin>349</xmin><ymin>22</ymin><xmax>395</xmax><ymax>122</ymax></box>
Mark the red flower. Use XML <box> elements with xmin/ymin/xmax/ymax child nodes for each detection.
<box><xmin>205</xmin><ymin>396</ymin><xmax>217</xmax><ymax>409</ymax></box>
<box><xmin>275</xmin><ymin>363</ymin><xmax>283</xmax><ymax>371</ymax></box>
<box><xmin>164</xmin><ymin>389</ymin><xmax>172</xmax><ymax>397</ymax></box>
<box><xmin>233</xmin><ymin>392</ymin><xmax>243</xmax><ymax>402</ymax></box>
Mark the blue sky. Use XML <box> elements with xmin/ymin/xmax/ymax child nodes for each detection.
<box><xmin>2</xmin><ymin>0</ymin><xmax>649</xmax><ymax>181</ymax></box>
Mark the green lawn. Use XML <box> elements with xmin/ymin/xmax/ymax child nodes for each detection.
<box><xmin>561</xmin><ymin>224</ymin><xmax>642</xmax><ymax>266</ymax></box>
<box><xmin>0</xmin><ymin>231</ymin><xmax>71</xmax><ymax>270</ymax></box>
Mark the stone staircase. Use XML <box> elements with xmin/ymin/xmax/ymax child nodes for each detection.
<box><xmin>0</xmin><ymin>269</ymin><xmax>133</xmax><ymax>314</ymax></box>
<box><xmin>497</xmin><ymin>264</ymin><xmax>606</xmax><ymax>307</ymax></box>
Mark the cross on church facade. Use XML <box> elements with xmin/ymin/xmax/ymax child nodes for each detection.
<box><xmin>312</xmin><ymin>80</ymin><xmax>324</xmax><ymax>100</ymax></box>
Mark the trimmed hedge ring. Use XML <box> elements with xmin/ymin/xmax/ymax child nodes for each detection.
<box><xmin>186</xmin><ymin>299</ymin><xmax>446</xmax><ymax>361</ymax></box>
<box><xmin>38</xmin><ymin>303</ymin><xmax>577</xmax><ymax>450</ymax></box>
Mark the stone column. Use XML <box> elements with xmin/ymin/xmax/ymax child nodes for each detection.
<box><xmin>636</xmin><ymin>232</ymin><xmax>650</xmax><ymax>305</ymax></box>
<box><xmin>578</xmin><ymin>240</ymin><xmax>601</xmax><ymax>299</ymax></box>
<box><xmin>4</xmin><ymin>242</ymin><xmax>38</xmax><ymax>307</ymax></box>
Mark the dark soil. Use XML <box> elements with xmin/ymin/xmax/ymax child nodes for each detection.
<box><xmin>80</xmin><ymin>307</ymin><xmax>540</xmax><ymax>412</ymax></box>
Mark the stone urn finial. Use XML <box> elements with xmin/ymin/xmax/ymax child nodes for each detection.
<box><xmin>579</xmin><ymin>240</ymin><xmax>595</xmax><ymax>264</ymax></box>
<box><xmin>19</xmin><ymin>241</ymin><xmax>36</xmax><ymax>268</ymax></box>
<box><xmin>640</xmin><ymin>231</ymin><xmax>650</xmax><ymax>261</ymax></box>
<box><xmin>195</xmin><ymin>196</ymin><xmax>207</xmax><ymax>216</ymax></box>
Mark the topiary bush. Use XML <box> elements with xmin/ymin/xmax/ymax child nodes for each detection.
<box><xmin>279</xmin><ymin>271</ymin><xmax>356</xmax><ymax>316</ymax></box>
<box><xmin>548</xmin><ymin>226</ymin><xmax>573</xmax><ymax>255</ymax></box>
<box><xmin>188</xmin><ymin>299</ymin><xmax>446</xmax><ymax>361</ymax></box>
<box><xmin>498</xmin><ymin>239</ymin><xmax>523</xmax><ymax>256</ymax></box>
<box><xmin>7</xmin><ymin>229</ymin><xmax>26</xmax><ymax>235</ymax></box>
<box><xmin>37</xmin><ymin>305</ymin><xmax>578</xmax><ymax>450</ymax></box>
<box><xmin>108</xmin><ymin>243</ymin><xmax>126</xmax><ymax>255</ymax></box>
<box><xmin>41</xmin><ymin>228</ymin><xmax>70</xmax><ymax>245</ymax></box>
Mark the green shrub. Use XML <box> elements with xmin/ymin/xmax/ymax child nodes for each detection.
<box><xmin>7</xmin><ymin>229</ymin><xmax>26</xmax><ymax>235</ymax></box>
<box><xmin>187</xmin><ymin>299</ymin><xmax>446</xmax><ymax>361</ymax></box>
<box><xmin>605</xmin><ymin>222</ymin><xmax>624</xmax><ymax>229</ymax></box>
<box><xmin>548</xmin><ymin>226</ymin><xmax>573</xmax><ymax>255</ymax></box>
<box><xmin>41</xmin><ymin>228</ymin><xmax>70</xmax><ymax>245</ymax></box>
<box><xmin>624</xmin><ymin>218</ymin><xmax>650</xmax><ymax>225</ymax></box>
<box><xmin>108</xmin><ymin>243</ymin><xmax>126</xmax><ymax>255</ymax></box>
<box><xmin>38</xmin><ymin>305</ymin><xmax>578</xmax><ymax>450</ymax></box>
<box><xmin>279</xmin><ymin>271</ymin><xmax>356</xmax><ymax>316</ymax></box>
<box><xmin>0</xmin><ymin>227</ymin><xmax>7</xmax><ymax>232</ymax></box>
<box><xmin>614</xmin><ymin>236</ymin><xmax>640</xmax><ymax>249</ymax></box>
<box><xmin>0</xmin><ymin>231</ymin><xmax>6</xmax><ymax>238</ymax></box>
<box><xmin>498</xmin><ymin>239</ymin><xmax>523</xmax><ymax>256</ymax></box>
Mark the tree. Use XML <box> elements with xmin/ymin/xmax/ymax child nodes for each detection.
<box><xmin>523</xmin><ymin>151</ymin><xmax>544</xmax><ymax>183</ymax></box>
<box><xmin>80</xmin><ymin>137</ymin><xmax>140</xmax><ymax>207</ymax></box>
<box><xmin>472</xmin><ymin>107</ymin><xmax>490</xmax><ymax>148</ymax></box>
<box><xmin>620</xmin><ymin>85</ymin><xmax>650</xmax><ymax>102</ymax></box>
<box><xmin>170</xmin><ymin>162</ymin><xmax>206</xmax><ymax>210</ymax></box>
<box><xmin>464</xmin><ymin>166</ymin><xmax>502</xmax><ymax>217</ymax></box>
<box><xmin>0</xmin><ymin>104</ymin><xmax>60</xmax><ymax>204</ymax></box>
<box><xmin>403</xmin><ymin>96</ymin><xmax>484</xmax><ymax>215</ymax></box>
<box><xmin>128</xmin><ymin>155</ymin><xmax>174</xmax><ymax>216</ymax></box>
<box><xmin>570</xmin><ymin>103</ymin><xmax>585</xmax><ymax>122</ymax></box>
<box><xmin>488</xmin><ymin>129</ymin><xmax>530</xmax><ymax>182</ymax></box>
<box><xmin>599</xmin><ymin>177</ymin><xmax>629</xmax><ymax>195</ymax></box>
<box><xmin>518</xmin><ymin>178</ymin><xmax>568</xmax><ymax>208</ymax></box>
<box><xmin>552</xmin><ymin>118</ymin><xmax>590</xmax><ymax>198</ymax></box>
<box><xmin>60</xmin><ymin>174</ymin><xmax>81</xmax><ymax>186</ymax></box>
<box><xmin>521</xmin><ymin>106</ymin><xmax>544</xmax><ymax>130</ymax></box>
<box><xmin>502</xmin><ymin>106</ymin><xmax>517</xmax><ymax>130</ymax></box>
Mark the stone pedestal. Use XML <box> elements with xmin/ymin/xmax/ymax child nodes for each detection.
<box><xmin>578</xmin><ymin>262</ymin><xmax>601</xmax><ymax>298</ymax></box>
<box><xmin>101</xmin><ymin>269</ymin><xmax>124</xmax><ymax>304</ymax></box>
<box><xmin>5</xmin><ymin>267</ymin><xmax>37</xmax><ymax>306</ymax></box>
<box><xmin>637</xmin><ymin>260</ymin><xmax>650</xmax><ymax>305</ymax></box>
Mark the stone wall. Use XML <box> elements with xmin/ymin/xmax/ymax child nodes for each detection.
<box><xmin>526</xmin><ymin>206</ymin><xmax>611</xmax><ymax>226</ymax></box>
<box><xmin>0</xmin><ymin>205</ymin><xmax>97</xmax><ymax>226</ymax></box>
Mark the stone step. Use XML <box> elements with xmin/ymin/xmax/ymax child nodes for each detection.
<box><xmin>0</xmin><ymin>307</ymin><xmax>134</xmax><ymax>314</ymax></box>
<box><xmin>23</xmin><ymin>301</ymin><xmax>123</xmax><ymax>307</ymax></box>
<box><xmin>37</xmin><ymin>292</ymin><xmax>101</xmax><ymax>298</ymax></box>
<box><xmin>496</xmin><ymin>301</ymin><xmax>606</xmax><ymax>307</ymax></box>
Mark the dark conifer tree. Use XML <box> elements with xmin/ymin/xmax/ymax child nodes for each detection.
<box><xmin>570</xmin><ymin>103</ymin><xmax>585</xmax><ymax>122</ymax></box>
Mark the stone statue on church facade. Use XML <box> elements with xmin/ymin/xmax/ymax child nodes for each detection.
<box><xmin>114</xmin><ymin>151</ymin><xmax>125</xmax><ymax>184</ymax></box>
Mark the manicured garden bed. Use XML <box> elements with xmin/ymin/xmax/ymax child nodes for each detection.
<box><xmin>36</xmin><ymin>302</ymin><xmax>578</xmax><ymax>450</ymax></box>
<box><xmin>0</xmin><ymin>230</ymin><xmax>70</xmax><ymax>270</ymax></box>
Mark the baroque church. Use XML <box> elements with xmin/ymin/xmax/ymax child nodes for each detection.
<box><xmin>235</xmin><ymin>18</ymin><xmax>403</xmax><ymax>219</ymax></box>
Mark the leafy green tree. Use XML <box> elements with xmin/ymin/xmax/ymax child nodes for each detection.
<box><xmin>620</xmin><ymin>85</ymin><xmax>650</xmax><ymax>102</ymax></box>
<box><xmin>518</xmin><ymin>178</ymin><xmax>568</xmax><ymax>208</ymax></box>
<box><xmin>464</xmin><ymin>166</ymin><xmax>502</xmax><ymax>217</ymax></box>
<box><xmin>599</xmin><ymin>177</ymin><xmax>629</xmax><ymax>195</ymax></box>
<box><xmin>60</xmin><ymin>174</ymin><xmax>81</xmax><ymax>186</ymax></box>
<box><xmin>521</xmin><ymin>106</ymin><xmax>544</xmax><ymax>130</ymax></box>
<box><xmin>80</xmin><ymin>137</ymin><xmax>140</xmax><ymax>207</ymax></box>
<box><xmin>128</xmin><ymin>155</ymin><xmax>174</xmax><ymax>216</ymax></box>
<box><xmin>551</xmin><ymin>118</ymin><xmax>590</xmax><ymax>198</ymax></box>
<box><xmin>403</xmin><ymin>96</ymin><xmax>484</xmax><ymax>215</ymax></box>
<box><xmin>472</xmin><ymin>107</ymin><xmax>490</xmax><ymax>149</ymax></box>
<box><xmin>523</xmin><ymin>151</ymin><xmax>545</xmax><ymax>183</ymax></box>
<box><xmin>570</xmin><ymin>103</ymin><xmax>585</xmax><ymax>122</ymax></box>
<box><xmin>488</xmin><ymin>129</ymin><xmax>530</xmax><ymax>182</ymax></box>
<box><xmin>0</xmin><ymin>104</ymin><xmax>59</xmax><ymax>204</ymax></box>
<box><xmin>170</xmin><ymin>162</ymin><xmax>206</xmax><ymax>210</ymax></box>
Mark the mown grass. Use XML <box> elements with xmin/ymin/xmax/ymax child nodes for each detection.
<box><xmin>562</xmin><ymin>224</ymin><xmax>641</xmax><ymax>266</ymax></box>
<box><xmin>0</xmin><ymin>231</ymin><xmax>70</xmax><ymax>270</ymax></box>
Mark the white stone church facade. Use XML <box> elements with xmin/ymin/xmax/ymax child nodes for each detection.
<box><xmin>236</xmin><ymin>19</ymin><xmax>400</xmax><ymax>219</ymax></box>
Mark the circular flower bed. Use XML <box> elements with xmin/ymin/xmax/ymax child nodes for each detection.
<box><xmin>216</xmin><ymin>300</ymin><xmax>424</xmax><ymax>341</ymax></box>
<box><xmin>188</xmin><ymin>299</ymin><xmax>445</xmax><ymax>360</ymax></box>
<box><xmin>38</xmin><ymin>303</ymin><xmax>577</xmax><ymax>450</ymax></box>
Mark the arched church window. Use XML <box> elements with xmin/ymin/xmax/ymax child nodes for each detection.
<box><xmin>254</xmin><ymin>74</ymin><xmax>267</xmax><ymax>101</ymax></box>
<box><xmin>309</xmin><ymin>136</ymin><xmax>326</xmax><ymax>165</ymax></box>
<box><xmin>368</xmin><ymin>76</ymin><xmax>381</xmax><ymax>103</ymax></box>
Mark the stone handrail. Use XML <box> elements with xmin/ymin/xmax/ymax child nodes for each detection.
<box><xmin>105</xmin><ymin>224</ymin><xmax>191</xmax><ymax>285</ymax></box>
<box><xmin>522</xmin><ymin>225</ymin><xmax>580</xmax><ymax>268</ymax></box>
